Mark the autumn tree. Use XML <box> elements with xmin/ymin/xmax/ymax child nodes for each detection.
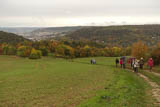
<box><xmin>39</xmin><ymin>46</ymin><xmax>49</xmax><ymax>56</ymax></box>
<box><xmin>29</xmin><ymin>48</ymin><xmax>42</xmax><ymax>59</ymax></box>
<box><xmin>131</xmin><ymin>41</ymin><xmax>148</xmax><ymax>59</ymax></box>
<box><xmin>0</xmin><ymin>45</ymin><xmax>2</xmax><ymax>55</ymax></box>
<box><xmin>17</xmin><ymin>46</ymin><xmax>31</xmax><ymax>57</ymax></box>
<box><xmin>7</xmin><ymin>46</ymin><xmax>16</xmax><ymax>55</ymax></box>
<box><xmin>111</xmin><ymin>47</ymin><xmax>122</xmax><ymax>57</ymax></box>
<box><xmin>151</xmin><ymin>42</ymin><xmax>160</xmax><ymax>65</ymax></box>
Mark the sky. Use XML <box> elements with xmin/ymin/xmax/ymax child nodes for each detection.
<box><xmin>0</xmin><ymin>0</ymin><xmax>160</xmax><ymax>27</ymax></box>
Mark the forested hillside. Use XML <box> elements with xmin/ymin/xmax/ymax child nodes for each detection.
<box><xmin>0</xmin><ymin>31</ymin><xmax>30</xmax><ymax>44</ymax></box>
<box><xmin>66</xmin><ymin>25</ymin><xmax>160</xmax><ymax>47</ymax></box>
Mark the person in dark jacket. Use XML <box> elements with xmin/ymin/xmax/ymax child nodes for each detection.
<box><xmin>139</xmin><ymin>57</ymin><xmax>144</xmax><ymax>69</ymax></box>
<box><xmin>115</xmin><ymin>58</ymin><xmax>119</xmax><ymax>67</ymax></box>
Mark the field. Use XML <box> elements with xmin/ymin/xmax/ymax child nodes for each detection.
<box><xmin>0</xmin><ymin>56</ymin><xmax>155</xmax><ymax>107</ymax></box>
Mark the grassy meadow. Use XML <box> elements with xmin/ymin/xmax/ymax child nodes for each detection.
<box><xmin>0</xmin><ymin>56</ymin><xmax>155</xmax><ymax>107</ymax></box>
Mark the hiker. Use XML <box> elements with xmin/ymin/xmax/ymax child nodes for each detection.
<box><xmin>148</xmin><ymin>58</ymin><xmax>154</xmax><ymax>72</ymax></box>
<box><xmin>123</xmin><ymin>59</ymin><xmax>126</xmax><ymax>69</ymax></box>
<box><xmin>122</xmin><ymin>56</ymin><xmax>126</xmax><ymax>69</ymax></box>
<box><xmin>91</xmin><ymin>59</ymin><xmax>93</xmax><ymax>64</ymax></box>
<box><xmin>133</xmin><ymin>59</ymin><xmax>139</xmax><ymax>73</ymax></box>
<box><xmin>130</xmin><ymin>57</ymin><xmax>135</xmax><ymax>68</ymax></box>
<box><xmin>93</xmin><ymin>59</ymin><xmax>96</xmax><ymax>64</ymax></box>
<box><xmin>132</xmin><ymin>58</ymin><xmax>136</xmax><ymax>69</ymax></box>
<box><xmin>120</xmin><ymin>58</ymin><xmax>123</xmax><ymax>68</ymax></box>
<box><xmin>115</xmin><ymin>58</ymin><xmax>119</xmax><ymax>67</ymax></box>
<box><xmin>139</xmin><ymin>57</ymin><xmax>144</xmax><ymax>69</ymax></box>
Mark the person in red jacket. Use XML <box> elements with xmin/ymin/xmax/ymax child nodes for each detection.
<box><xmin>148</xmin><ymin>58</ymin><xmax>154</xmax><ymax>72</ymax></box>
<box><xmin>120</xmin><ymin>58</ymin><xmax>123</xmax><ymax>68</ymax></box>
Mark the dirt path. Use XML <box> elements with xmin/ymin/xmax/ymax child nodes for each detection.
<box><xmin>126</xmin><ymin>68</ymin><xmax>160</xmax><ymax>105</ymax></box>
<box><xmin>138</xmin><ymin>73</ymin><xmax>160</xmax><ymax>105</ymax></box>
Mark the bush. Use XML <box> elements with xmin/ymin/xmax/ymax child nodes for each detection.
<box><xmin>29</xmin><ymin>48</ymin><xmax>42</xmax><ymax>59</ymax></box>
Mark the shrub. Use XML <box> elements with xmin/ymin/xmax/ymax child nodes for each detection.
<box><xmin>29</xmin><ymin>48</ymin><xmax>42</xmax><ymax>59</ymax></box>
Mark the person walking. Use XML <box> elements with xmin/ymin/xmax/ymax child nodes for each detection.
<box><xmin>132</xmin><ymin>58</ymin><xmax>136</xmax><ymax>70</ymax></box>
<box><xmin>148</xmin><ymin>58</ymin><xmax>154</xmax><ymax>72</ymax></box>
<box><xmin>115</xmin><ymin>58</ymin><xmax>119</xmax><ymax>67</ymax></box>
<box><xmin>91</xmin><ymin>59</ymin><xmax>96</xmax><ymax>64</ymax></box>
<box><xmin>123</xmin><ymin>59</ymin><xmax>126</xmax><ymax>69</ymax></box>
<box><xmin>120</xmin><ymin>58</ymin><xmax>123</xmax><ymax>68</ymax></box>
<box><xmin>139</xmin><ymin>57</ymin><xmax>144</xmax><ymax>69</ymax></box>
<box><xmin>122</xmin><ymin>56</ymin><xmax>126</xmax><ymax>69</ymax></box>
<box><xmin>133</xmin><ymin>59</ymin><xmax>139</xmax><ymax>73</ymax></box>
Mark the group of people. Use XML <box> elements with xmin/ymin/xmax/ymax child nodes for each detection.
<box><xmin>90</xmin><ymin>59</ymin><xmax>96</xmax><ymax>64</ymax></box>
<box><xmin>115</xmin><ymin>57</ymin><xmax>154</xmax><ymax>72</ymax></box>
<box><xmin>116</xmin><ymin>56</ymin><xmax>126</xmax><ymax>69</ymax></box>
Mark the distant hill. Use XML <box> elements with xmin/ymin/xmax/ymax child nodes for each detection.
<box><xmin>0</xmin><ymin>27</ymin><xmax>41</xmax><ymax>34</ymax></box>
<box><xmin>0</xmin><ymin>31</ymin><xmax>30</xmax><ymax>44</ymax></box>
<box><xmin>31</xmin><ymin>26</ymin><xmax>84</xmax><ymax>33</ymax></box>
<box><xmin>66</xmin><ymin>25</ymin><xmax>160</xmax><ymax>47</ymax></box>
<box><xmin>27</xmin><ymin>26</ymin><xmax>85</xmax><ymax>40</ymax></box>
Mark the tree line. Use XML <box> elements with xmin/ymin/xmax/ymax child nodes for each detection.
<box><xmin>1</xmin><ymin>39</ymin><xmax>160</xmax><ymax>65</ymax></box>
<box><xmin>0</xmin><ymin>40</ymin><xmax>131</xmax><ymax>59</ymax></box>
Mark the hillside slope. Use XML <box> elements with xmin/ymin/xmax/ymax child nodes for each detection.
<box><xmin>0</xmin><ymin>31</ymin><xmax>30</xmax><ymax>44</ymax></box>
<box><xmin>66</xmin><ymin>25</ymin><xmax>160</xmax><ymax>47</ymax></box>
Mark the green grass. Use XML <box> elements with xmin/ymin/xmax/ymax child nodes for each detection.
<box><xmin>141</xmin><ymin>70</ymin><xmax>160</xmax><ymax>86</ymax></box>
<box><xmin>153</xmin><ymin>66</ymin><xmax>160</xmax><ymax>73</ymax></box>
<box><xmin>0</xmin><ymin>56</ymin><xmax>154</xmax><ymax>107</ymax></box>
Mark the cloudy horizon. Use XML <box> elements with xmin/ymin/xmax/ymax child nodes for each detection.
<box><xmin>0</xmin><ymin>0</ymin><xmax>160</xmax><ymax>27</ymax></box>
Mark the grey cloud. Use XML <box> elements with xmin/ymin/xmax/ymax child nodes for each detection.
<box><xmin>0</xmin><ymin>0</ymin><xmax>160</xmax><ymax>26</ymax></box>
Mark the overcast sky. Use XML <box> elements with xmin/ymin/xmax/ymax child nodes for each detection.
<box><xmin>0</xmin><ymin>0</ymin><xmax>160</xmax><ymax>27</ymax></box>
